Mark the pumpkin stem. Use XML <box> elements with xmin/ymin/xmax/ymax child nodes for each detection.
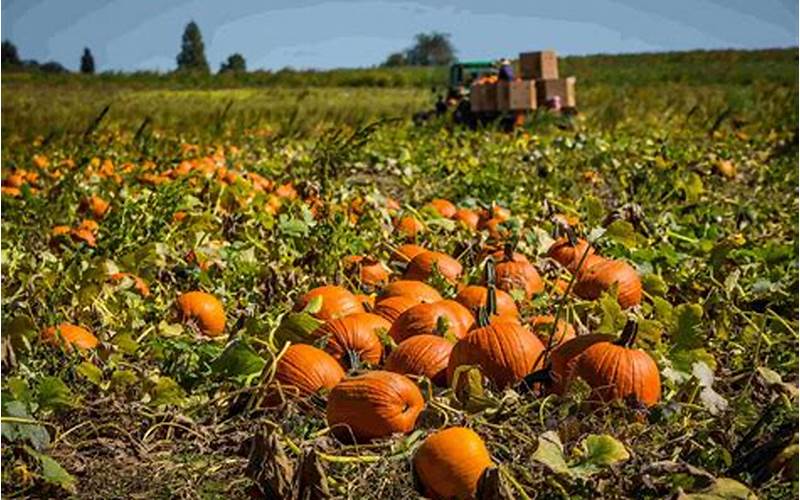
<box><xmin>477</xmin><ymin>306</ymin><xmax>491</xmax><ymax>328</ymax></box>
<box><xmin>503</xmin><ymin>241</ymin><xmax>515</xmax><ymax>262</ymax></box>
<box><xmin>564</xmin><ymin>225</ymin><xmax>578</xmax><ymax>247</ymax></box>
<box><xmin>617</xmin><ymin>318</ymin><xmax>639</xmax><ymax>348</ymax></box>
<box><xmin>518</xmin><ymin>366</ymin><xmax>553</xmax><ymax>394</ymax></box>
<box><xmin>484</xmin><ymin>257</ymin><xmax>498</xmax><ymax>318</ymax></box>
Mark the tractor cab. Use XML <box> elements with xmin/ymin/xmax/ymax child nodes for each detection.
<box><xmin>448</xmin><ymin>61</ymin><xmax>496</xmax><ymax>96</ymax></box>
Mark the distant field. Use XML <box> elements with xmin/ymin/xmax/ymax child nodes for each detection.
<box><xmin>2</xmin><ymin>48</ymin><xmax>797</xmax><ymax>140</ymax></box>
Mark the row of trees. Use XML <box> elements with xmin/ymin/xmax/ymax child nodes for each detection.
<box><xmin>2</xmin><ymin>22</ymin><xmax>456</xmax><ymax>74</ymax></box>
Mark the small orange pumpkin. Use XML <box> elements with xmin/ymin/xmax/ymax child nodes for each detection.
<box><xmin>326</xmin><ymin>371</ymin><xmax>425</xmax><ymax>442</ymax></box>
<box><xmin>373</xmin><ymin>295</ymin><xmax>420</xmax><ymax>323</ymax></box>
<box><xmin>272</xmin><ymin>344</ymin><xmax>345</xmax><ymax>399</ymax></box>
<box><xmin>573</xmin><ymin>259</ymin><xmax>642</xmax><ymax>308</ymax></box>
<box><xmin>177</xmin><ymin>291</ymin><xmax>226</xmax><ymax>337</ymax></box>
<box><xmin>312</xmin><ymin>312</ymin><xmax>389</xmax><ymax>368</ymax></box>
<box><xmin>547</xmin><ymin>236</ymin><xmax>596</xmax><ymax>273</ymax></box>
<box><xmin>391</xmin><ymin>243</ymin><xmax>427</xmax><ymax>264</ymax></box>
<box><xmin>42</xmin><ymin>323</ymin><xmax>99</xmax><ymax>351</ymax></box>
<box><xmin>453</xmin><ymin>208</ymin><xmax>480</xmax><ymax>230</ymax></box>
<box><xmin>489</xmin><ymin>246</ymin><xmax>544</xmax><ymax>299</ymax></box>
<box><xmin>295</xmin><ymin>285</ymin><xmax>365</xmax><ymax>321</ymax></box>
<box><xmin>530</xmin><ymin>314</ymin><xmax>576</xmax><ymax>349</ymax></box>
<box><xmin>384</xmin><ymin>335</ymin><xmax>454</xmax><ymax>386</ymax></box>
<box><xmin>571</xmin><ymin>321</ymin><xmax>661</xmax><ymax>406</ymax></box>
<box><xmin>389</xmin><ymin>300</ymin><xmax>475</xmax><ymax>343</ymax></box>
<box><xmin>395</xmin><ymin>215</ymin><xmax>425</xmax><ymax>239</ymax></box>
<box><xmin>82</xmin><ymin>195</ymin><xmax>109</xmax><ymax>219</ymax></box>
<box><xmin>414</xmin><ymin>427</ymin><xmax>492</xmax><ymax>499</ymax></box>
<box><xmin>378</xmin><ymin>280</ymin><xmax>442</xmax><ymax>304</ymax></box>
<box><xmin>404</xmin><ymin>251</ymin><xmax>463</xmax><ymax>284</ymax></box>
<box><xmin>427</xmin><ymin>199</ymin><xmax>457</xmax><ymax>218</ymax></box>
<box><xmin>343</xmin><ymin>256</ymin><xmax>391</xmax><ymax>288</ymax></box>
<box><xmin>455</xmin><ymin>285</ymin><xmax>519</xmax><ymax>320</ymax></box>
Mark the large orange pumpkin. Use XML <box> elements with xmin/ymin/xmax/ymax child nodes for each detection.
<box><xmin>326</xmin><ymin>371</ymin><xmax>425</xmax><ymax>442</ymax></box>
<box><xmin>177</xmin><ymin>291</ymin><xmax>226</xmax><ymax>336</ymax></box>
<box><xmin>312</xmin><ymin>312</ymin><xmax>389</xmax><ymax>368</ymax></box>
<box><xmin>489</xmin><ymin>247</ymin><xmax>544</xmax><ymax>299</ymax></box>
<box><xmin>572</xmin><ymin>322</ymin><xmax>661</xmax><ymax>406</ymax></box>
<box><xmin>294</xmin><ymin>285</ymin><xmax>365</xmax><ymax>321</ymax></box>
<box><xmin>573</xmin><ymin>259</ymin><xmax>642</xmax><ymax>308</ymax></box>
<box><xmin>272</xmin><ymin>344</ymin><xmax>345</xmax><ymax>399</ymax></box>
<box><xmin>455</xmin><ymin>285</ymin><xmax>519</xmax><ymax>320</ymax></box>
<box><xmin>373</xmin><ymin>295</ymin><xmax>420</xmax><ymax>323</ymax></box>
<box><xmin>404</xmin><ymin>251</ymin><xmax>463</xmax><ymax>285</ymax></box>
<box><xmin>447</xmin><ymin>320</ymin><xmax>545</xmax><ymax>389</ymax></box>
<box><xmin>414</xmin><ymin>427</ymin><xmax>492</xmax><ymax>499</ymax></box>
<box><xmin>378</xmin><ymin>280</ymin><xmax>442</xmax><ymax>304</ymax></box>
<box><xmin>42</xmin><ymin>323</ymin><xmax>98</xmax><ymax>351</ymax></box>
<box><xmin>384</xmin><ymin>335</ymin><xmax>454</xmax><ymax>386</ymax></box>
<box><xmin>389</xmin><ymin>300</ymin><xmax>475</xmax><ymax>343</ymax></box>
<box><xmin>548</xmin><ymin>333</ymin><xmax>615</xmax><ymax>395</ymax></box>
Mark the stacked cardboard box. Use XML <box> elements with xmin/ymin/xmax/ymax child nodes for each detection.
<box><xmin>487</xmin><ymin>49</ymin><xmax>576</xmax><ymax>112</ymax></box>
<box><xmin>471</xmin><ymin>82</ymin><xmax>499</xmax><ymax>112</ymax></box>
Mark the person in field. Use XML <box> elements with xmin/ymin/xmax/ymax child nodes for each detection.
<box><xmin>498</xmin><ymin>58</ymin><xmax>514</xmax><ymax>81</ymax></box>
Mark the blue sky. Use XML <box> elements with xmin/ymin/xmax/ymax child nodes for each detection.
<box><xmin>2</xmin><ymin>0</ymin><xmax>797</xmax><ymax>72</ymax></box>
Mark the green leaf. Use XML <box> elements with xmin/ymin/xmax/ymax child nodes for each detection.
<box><xmin>605</xmin><ymin>220</ymin><xmax>637</xmax><ymax>248</ymax></box>
<box><xmin>582</xmin><ymin>195</ymin><xmax>604</xmax><ymax>226</ymax></box>
<box><xmin>211</xmin><ymin>338</ymin><xmax>266</xmax><ymax>380</ymax></box>
<box><xmin>682</xmin><ymin>477</ymin><xmax>756</xmax><ymax>499</ymax></box>
<box><xmin>666</xmin><ymin>348</ymin><xmax>717</xmax><ymax>382</ymax></box>
<box><xmin>24</xmin><ymin>447</ymin><xmax>77</xmax><ymax>494</ymax></box>
<box><xmin>112</xmin><ymin>332</ymin><xmax>140</xmax><ymax>355</ymax></box>
<box><xmin>110</xmin><ymin>369</ymin><xmax>139</xmax><ymax>391</ymax></box>
<box><xmin>158</xmin><ymin>320</ymin><xmax>185</xmax><ymax>337</ymax></box>
<box><xmin>36</xmin><ymin>376</ymin><xmax>74</xmax><ymax>411</ymax></box>
<box><xmin>77</xmin><ymin>361</ymin><xmax>104</xmax><ymax>386</ymax></box>
<box><xmin>597</xmin><ymin>286</ymin><xmax>627</xmax><ymax>335</ymax></box>
<box><xmin>303</xmin><ymin>295</ymin><xmax>323</xmax><ymax>315</ymax></box>
<box><xmin>1</xmin><ymin>397</ymin><xmax>50</xmax><ymax>450</ymax></box>
<box><xmin>670</xmin><ymin>303</ymin><xmax>704</xmax><ymax>349</ymax></box>
<box><xmin>274</xmin><ymin>311</ymin><xmax>324</xmax><ymax>346</ymax></box>
<box><xmin>642</xmin><ymin>273</ymin><xmax>668</xmax><ymax>296</ymax></box>
<box><xmin>682</xmin><ymin>172</ymin><xmax>704</xmax><ymax>203</ymax></box>
<box><xmin>148</xmin><ymin>376</ymin><xmax>186</xmax><ymax>407</ymax></box>
<box><xmin>532</xmin><ymin>431</ymin><xmax>571</xmax><ymax>476</ymax></box>
<box><xmin>7</xmin><ymin>377</ymin><xmax>32</xmax><ymax>405</ymax></box>
<box><xmin>571</xmin><ymin>434</ymin><xmax>630</xmax><ymax>476</ymax></box>
<box><xmin>652</xmin><ymin>296</ymin><xmax>674</xmax><ymax>323</ymax></box>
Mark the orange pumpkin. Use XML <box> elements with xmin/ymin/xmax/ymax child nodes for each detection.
<box><xmin>573</xmin><ymin>259</ymin><xmax>642</xmax><ymax>308</ymax></box>
<box><xmin>489</xmin><ymin>247</ymin><xmax>544</xmax><ymax>298</ymax></box>
<box><xmin>455</xmin><ymin>285</ymin><xmax>519</xmax><ymax>320</ymax></box>
<box><xmin>548</xmin><ymin>334</ymin><xmax>615</xmax><ymax>395</ymax></box>
<box><xmin>378</xmin><ymin>280</ymin><xmax>442</xmax><ymax>304</ymax></box>
<box><xmin>343</xmin><ymin>256</ymin><xmax>391</xmax><ymax>288</ymax></box>
<box><xmin>530</xmin><ymin>314</ymin><xmax>576</xmax><ymax>348</ymax></box>
<box><xmin>572</xmin><ymin>322</ymin><xmax>661</xmax><ymax>406</ymax></box>
<box><xmin>373</xmin><ymin>295</ymin><xmax>420</xmax><ymax>323</ymax></box>
<box><xmin>177</xmin><ymin>291</ymin><xmax>226</xmax><ymax>337</ymax></box>
<box><xmin>295</xmin><ymin>285</ymin><xmax>365</xmax><ymax>321</ymax></box>
<box><xmin>109</xmin><ymin>272</ymin><xmax>150</xmax><ymax>297</ymax></box>
<box><xmin>389</xmin><ymin>300</ymin><xmax>475</xmax><ymax>343</ymax></box>
<box><xmin>448</xmin><ymin>320</ymin><xmax>545</xmax><ymax>389</ymax></box>
<box><xmin>427</xmin><ymin>199</ymin><xmax>457</xmax><ymax>218</ymax></box>
<box><xmin>83</xmin><ymin>195</ymin><xmax>109</xmax><ymax>219</ymax></box>
<box><xmin>272</xmin><ymin>344</ymin><xmax>345</xmax><ymax>399</ymax></box>
<box><xmin>547</xmin><ymin>236</ymin><xmax>596</xmax><ymax>273</ymax></box>
<box><xmin>42</xmin><ymin>323</ymin><xmax>99</xmax><ymax>351</ymax></box>
<box><xmin>391</xmin><ymin>243</ymin><xmax>428</xmax><ymax>264</ymax></box>
<box><xmin>384</xmin><ymin>335</ymin><xmax>454</xmax><ymax>386</ymax></box>
<box><xmin>395</xmin><ymin>215</ymin><xmax>425</xmax><ymax>239</ymax></box>
<box><xmin>453</xmin><ymin>208</ymin><xmax>480</xmax><ymax>230</ymax></box>
<box><xmin>326</xmin><ymin>371</ymin><xmax>425</xmax><ymax>442</ymax></box>
<box><xmin>354</xmin><ymin>294</ymin><xmax>375</xmax><ymax>309</ymax></box>
<box><xmin>312</xmin><ymin>312</ymin><xmax>389</xmax><ymax>368</ymax></box>
<box><xmin>414</xmin><ymin>427</ymin><xmax>492</xmax><ymax>499</ymax></box>
<box><xmin>404</xmin><ymin>251</ymin><xmax>463</xmax><ymax>284</ymax></box>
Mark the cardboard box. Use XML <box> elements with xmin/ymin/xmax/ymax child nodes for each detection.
<box><xmin>497</xmin><ymin>81</ymin><xmax>511</xmax><ymax>111</ymax></box>
<box><xmin>535</xmin><ymin>77</ymin><xmax>576</xmax><ymax>108</ymax></box>
<box><xmin>471</xmin><ymin>83</ymin><xmax>498</xmax><ymax>112</ymax></box>
<box><xmin>508</xmin><ymin>80</ymin><xmax>537</xmax><ymax>110</ymax></box>
<box><xmin>519</xmin><ymin>50</ymin><xmax>559</xmax><ymax>80</ymax></box>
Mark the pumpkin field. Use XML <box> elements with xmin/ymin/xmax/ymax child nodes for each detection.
<box><xmin>1</xmin><ymin>48</ymin><xmax>798</xmax><ymax>499</ymax></box>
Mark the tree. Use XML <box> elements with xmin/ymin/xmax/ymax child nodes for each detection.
<box><xmin>176</xmin><ymin>21</ymin><xmax>209</xmax><ymax>73</ymax></box>
<box><xmin>219</xmin><ymin>53</ymin><xmax>246</xmax><ymax>74</ymax></box>
<box><xmin>406</xmin><ymin>32</ymin><xmax>456</xmax><ymax>66</ymax></box>
<box><xmin>382</xmin><ymin>52</ymin><xmax>407</xmax><ymax>67</ymax></box>
<box><xmin>80</xmin><ymin>47</ymin><xmax>95</xmax><ymax>74</ymax></box>
<box><xmin>2</xmin><ymin>40</ymin><xmax>21</xmax><ymax>69</ymax></box>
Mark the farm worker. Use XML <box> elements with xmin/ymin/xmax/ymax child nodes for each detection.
<box><xmin>498</xmin><ymin>58</ymin><xmax>514</xmax><ymax>81</ymax></box>
<box><xmin>435</xmin><ymin>95</ymin><xmax>447</xmax><ymax>115</ymax></box>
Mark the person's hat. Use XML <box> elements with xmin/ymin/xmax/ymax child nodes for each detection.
<box><xmin>500</xmin><ymin>58</ymin><xmax>511</xmax><ymax>65</ymax></box>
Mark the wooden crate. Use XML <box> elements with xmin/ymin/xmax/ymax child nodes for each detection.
<box><xmin>535</xmin><ymin>77</ymin><xmax>576</xmax><ymax>108</ymax></box>
<box><xmin>519</xmin><ymin>50</ymin><xmax>559</xmax><ymax>80</ymax></box>
<box><xmin>508</xmin><ymin>80</ymin><xmax>537</xmax><ymax>110</ymax></box>
<box><xmin>497</xmin><ymin>82</ymin><xmax>511</xmax><ymax>111</ymax></box>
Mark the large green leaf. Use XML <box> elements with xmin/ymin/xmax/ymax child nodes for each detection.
<box><xmin>36</xmin><ymin>376</ymin><xmax>74</xmax><ymax>411</ymax></box>
<box><xmin>25</xmin><ymin>446</ymin><xmax>77</xmax><ymax>494</ymax></box>
<box><xmin>532</xmin><ymin>431</ymin><xmax>571</xmax><ymax>476</ymax></box>
<box><xmin>211</xmin><ymin>338</ymin><xmax>266</xmax><ymax>380</ymax></box>
<box><xmin>1</xmin><ymin>396</ymin><xmax>50</xmax><ymax>450</ymax></box>
<box><xmin>571</xmin><ymin>434</ymin><xmax>630</xmax><ymax>476</ymax></box>
<box><xmin>670</xmin><ymin>303</ymin><xmax>704</xmax><ymax>349</ymax></box>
